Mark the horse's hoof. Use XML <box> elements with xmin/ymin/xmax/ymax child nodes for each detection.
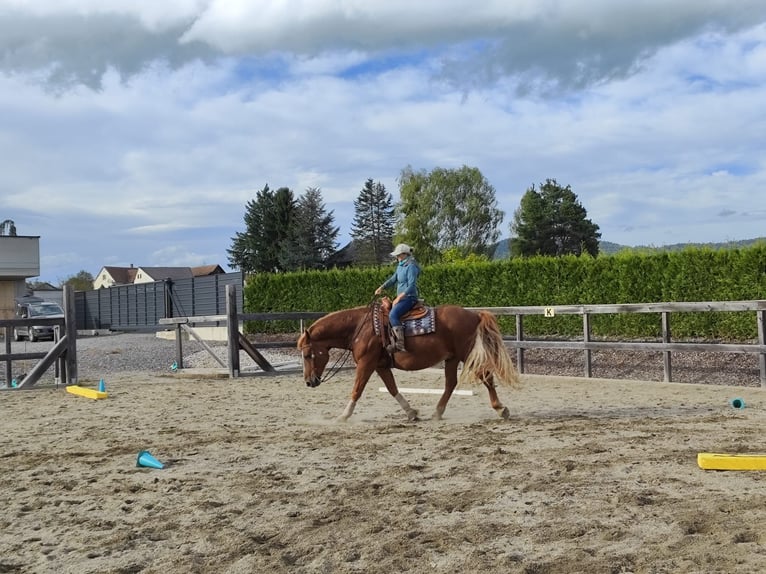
<box><xmin>407</xmin><ymin>410</ymin><xmax>419</xmax><ymax>422</ymax></box>
<box><xmin>498</xmin><ymin>407</ymin><xmax>510</xmax><ymax>420</ymax></box>
<box><xmin>335</xmin><ymin>415</ymin><xmax>349</xmax><ymax>423</ymax></box>
<box><xmin>431</xmin><ymin>411</ymin><xmax>444</xmax><ymax>421</ymax></box>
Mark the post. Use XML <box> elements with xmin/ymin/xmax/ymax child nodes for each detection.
<box><xmin>4</xmin><ymin>325</ymin><xmax>11</xmax><ymax>385</ymax></box>
<box><xmin>64</xmin><ymin>284</ymin><xmax>78</xmax><ymax>385</ymax></box>
<box><xmin>515</xmin><ymin>314</ymin><xmax>525</xmax><ymax>373</ymax></box>
<box><xmin>175</xmin><ymin>323</ymin><xmax>184</xmax><ymax>369</ymax></box>
<box><xmin>758</xmin><ymin>310</ymin><xmax>766</xmax><ymax>388</ymax></box>
<box><xmin>226</xmin><ymin>284</ymin><xmax>240</xmax><ymax>378</ymax></box>
<box><xmin>662</xmin><ymin>311</ymin><xmax>672</xmax><ymax>382</ymax></box>
<box><xmin>164</xmin><ymin>279</ymin><xmax>174</xmax><ymax>318</ymax></box>
<box><xmin>583</xmin><ymin>313</ymin><xmax>592</xmax><ymax>378</ymax></box>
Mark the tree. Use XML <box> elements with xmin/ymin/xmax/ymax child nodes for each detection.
<box><xmin>510</xmin><ymin>178</ymin><xmax>601</xmax><ymax>257</ymax></box>
<box><xmin>350</xmin><ymin>179</ymin><xmax>395</xmax><ymax>266</ymax></box>
<box><xmin>62</xmin><ymin>270</ymin><xmax>95</xmax><ymax>291</ymax></box>
<box><xmin>1</xmin><ymin>219</ymin><xmax>17</xmax><ymax>236</ymax></box>
<box><xmin>228</xmin><ymin>184</ymin><xmax>272</xmax><ymax>273</ymax></box>
<box><xmin>228</xmin><ymin>185</ymin><xmax>297</xmax><ymax>273</ymax></box>
<box><xmin>229</xmin><ymin>185</ymin><xmax>341</xmax><ymax>273</ymax></box>
<box><xmin>284</xmin><ymin>187</ymin><xmax>340</xmax><ymax>270</ymax></box>
<box><xmin>396</xmin><ymin>165</ymin><xmax>504</xmax><ymax>264</ymax></box>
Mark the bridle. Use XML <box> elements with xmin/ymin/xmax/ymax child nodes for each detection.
<box><xmin>302</xmin><ymin>299</ymin><xmax>377</xmax><ymax>385</ymax></box>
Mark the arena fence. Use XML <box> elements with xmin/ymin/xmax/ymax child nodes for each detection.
<box><xmin>1</xmin><ymin>285</ymin><xmax>78</xmax><ymax>388</ymax></box>
<box><xmin>161</xmin><ymin>286</ymin><xmax>766</xmax><ymax>387</ymax></box>
<box><xmin>75</xmin><ymin>272</ymin><xmax>243</xmax><ymax>331</ymax></box>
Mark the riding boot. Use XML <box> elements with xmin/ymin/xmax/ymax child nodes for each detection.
<box><xmin>391</xmin><ymin>326</ymin><xmax>406</xmax><ymax>353</ymax></box>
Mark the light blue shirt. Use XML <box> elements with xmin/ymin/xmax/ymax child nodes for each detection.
<box><xmin>382</xmin><ymin>257</ymin><xmax>420</xmax><ymax>298</ymax></box>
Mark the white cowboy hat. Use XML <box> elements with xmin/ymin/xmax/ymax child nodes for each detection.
<box><xmin>390</xmin><ymin>243</ymin><xmax>413</xmax><ymax>257</ymax></box>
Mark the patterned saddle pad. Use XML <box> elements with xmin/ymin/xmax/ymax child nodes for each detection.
<box><xmin>373</xmin><ymin>302</ymin><xmax>436</xmax><ymax>338</ymax></box>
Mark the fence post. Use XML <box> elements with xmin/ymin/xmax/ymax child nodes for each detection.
<box><xmin>64</xmin><ymin>285</ymin><xmax>78</xmax><ymax>385</ymax></box>
<box><xmin>515</xmin><ymin>314</ymin><xmax>525</xmax><ymax>373</ymax></box>
<box><xmin>164</xmin><ymin>279</ymin><xmax>174</xmax><ymax>318</ymax></box>
<box><xmin>758</xmin><ymin>310</ymin><xmax>765</xmax><ymax>388</ymax></box>
<box><xmin>175</xmin><ymin>323</ymin><xmax>184</xmax><ymax>369</ymax></box>
<box><xmin>583</xmin><ymin>313</ymin><xmax>592</xmax><ymax>378</ymax></box>
<box><xmin>4</xmin><ymin>325</ymin><xmax>10</xmax><ymax>385</ymax></box>
<box><xmin>662</xmin><ymin>311</ymin><xmax>672</xmax><ymax>382</ymax></box>
<box><xmin>226</xmin><ymin>284</ymin><xmax>240</xmax><ymax>378</ymax></box>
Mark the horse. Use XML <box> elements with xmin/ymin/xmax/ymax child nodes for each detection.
<box><xmin>297</xmin><ymin>301</ymin><xmax>521</xmax><ymax>421</ymax></box>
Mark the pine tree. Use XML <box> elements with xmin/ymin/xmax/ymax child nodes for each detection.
<box><xmin>285</xmin><ymin>187</ymin><xmax>339</xmax><ymax>270</ymax></box>
<box><xmin>511</xmin><ymin>179</ymin><xmax>601</xmax><ymax>257</ymax></box>
<box><xmin>228</xmin><ymin>185</ymin><xmax>297</xmax><ymax>273</ymax></box>
<box><xmin>350</xmin><ymin>179</ymin><xmax>395</xmax><ymax>266</ymax></box>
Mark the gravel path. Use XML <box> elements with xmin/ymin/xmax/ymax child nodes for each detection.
<box><xmin>2</xmin><ymin>332</ymin><xmax>299</xmax><ymax>385</ymax></box>
<box><xmin>3</xmin><ymin>331</ymin><xmax>762</xmax><ymax>387</ymax></box>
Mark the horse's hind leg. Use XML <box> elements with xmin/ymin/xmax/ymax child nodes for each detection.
<box><xmin>377</xmin><ymin>367</ymin><xmax>418</xmax><ymax>421</ymax></box>
<box><xmin>482</xmin><ymin>372</ymin><xmax>510</xmax><ymax>419</ymax></box>
<box><xmin>433</xmin><ymin>358</ymin><xmax>460</xmax><ymax>420</ymax></box>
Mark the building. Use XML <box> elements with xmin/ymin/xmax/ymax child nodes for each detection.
<box><xmin>27</xmin><ymin>281</ymin><xmax>64</xmax><ymax>307</ymax></box>
<box><xmin>93</xmin><ymin>264</ymin><xmax>225</xmax><ymax>289</ymax></box>
<box><xmin>0</xmin><ymin>235</ymin><xmax>40</xmax><ymax>319</ymax></box>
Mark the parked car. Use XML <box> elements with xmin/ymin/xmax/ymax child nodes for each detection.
<box><xmin>13</xmin><ymin>298</ymin><xmax>65</xmax><ymax>342</ymax></box>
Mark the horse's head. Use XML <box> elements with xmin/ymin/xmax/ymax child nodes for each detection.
<box><xmin>297</xmin><ymin>330</ymin><xmax>330</xmax><ymax>388</ymax></box>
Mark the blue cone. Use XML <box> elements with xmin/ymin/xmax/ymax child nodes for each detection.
<box><xmin>136</xmin><ymin>450</ymin><xmax>164</xmax><ymax>469</ymax></box>
<box><xmin>98</xmin><ymin>379</ymin><xmax>106</xmax><ymax>392</ymax></box>
<box><xmin>729</xmin><ymin>398</ymin><xmax>746</xmax><ymax>410</ymax></box>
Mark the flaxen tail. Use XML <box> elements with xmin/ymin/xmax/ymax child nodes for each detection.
<box><xmin>460</xmin><ymin>311</ymin><xmax>521</xmax><ymax>388</ymax></box>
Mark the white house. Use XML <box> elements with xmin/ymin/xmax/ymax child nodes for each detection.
<box><xmin>93</xmin><ymin>264</ymin><xmax>225</xmax><ymax>289</ymax></box>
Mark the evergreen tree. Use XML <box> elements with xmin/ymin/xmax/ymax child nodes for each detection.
<box><xmin>228</xmin><ymin>184</ymin><xmax>272</xmax><ymax>273</ymax></box>
<box><xmin>350</xmin><ymin>179</ymin><xmax>395</xmax><ymax>266</ymax></box>
<box><xmin>270</xmin><ymin>187</ymin><xmax>298</xmax><ymax>271</ymax></box>
<box><xmin>228</xmin><ymin>185</ymin><xmax>297</xmax><ymax>273</ymax></box>
<box><xmin>284</xmin><ymin>187</ymin><xmax>339</xmax><ymax>270</ymax></box>
<box><xmin>510</xmin><ymin>178</ymin><xmax>601</xmax><ymax>257</ymax></box>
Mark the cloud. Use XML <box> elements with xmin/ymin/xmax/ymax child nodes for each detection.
<box><xmin>1</xmin><ymin>2</ymin><xmax>765</xmax><ymax>283</ymax></box>
<box><xmin>0</xmin><ymin>3</ymin><xmax>215</xmax><ymax>89</ymax></box>
<box><xmin>3</xmin><ymin>0</ymin><xmax>766</xmax><ymax>92</ymax></box>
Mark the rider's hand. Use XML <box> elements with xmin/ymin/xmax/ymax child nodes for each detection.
<box><xmin>374</xmin><ymin>286</ymin><xmax>383</xmax><ymax>295</ymax></box>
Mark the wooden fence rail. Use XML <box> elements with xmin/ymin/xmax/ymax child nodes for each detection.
<box><xmin>0</xmin><ymin>285</ymin><xmax>78</xmax><ymax>389</ymax></box>
<box><xmin>159</xmin><ymin>286</ymin><xmax>766</xmax><ymax>387</ymax></box>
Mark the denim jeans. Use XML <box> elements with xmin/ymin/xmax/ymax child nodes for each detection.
<box><xmin>389</xmin><ymin>296</ymin><xmax>417</xmax><ymax>326</ymax></box>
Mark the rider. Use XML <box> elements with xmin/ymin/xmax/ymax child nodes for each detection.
<box><xmin>374</xmin><ymin>243</ymin><xmax>421</xmax><ymax>352</ymax></box>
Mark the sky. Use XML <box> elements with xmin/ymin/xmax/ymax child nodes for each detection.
<box><xmin>1</xmin><ymin>1</ymin><xmax>765</xmax><ymax>284</ymax></box>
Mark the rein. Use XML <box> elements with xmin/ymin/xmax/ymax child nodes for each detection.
<box><xmin>310</xmin><ymin>298</ymin><xmax>377</xmax><ymax>384</ymax></box>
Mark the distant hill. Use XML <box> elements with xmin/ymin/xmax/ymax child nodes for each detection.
<box><xmin>491</xmin><ymin>237</ymin><xmax>766</xmax><ymax>259</ymax></box>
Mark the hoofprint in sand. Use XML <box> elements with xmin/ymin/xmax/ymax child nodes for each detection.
<box><xmin>2</xmin><ymin>370</ymin><xmax>765</xmax><ymax>574</ymax></box>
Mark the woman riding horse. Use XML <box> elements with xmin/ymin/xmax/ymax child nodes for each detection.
<box><xmin>298</xmin><ymin>303</ymin><xmax>521</xmax><ymax>422</ymax></box>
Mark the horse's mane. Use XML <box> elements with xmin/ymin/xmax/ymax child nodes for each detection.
<box><xmin>297</xmin><ymin>305</ymin><xmax>370</xmax><ymax>349</ymax></box>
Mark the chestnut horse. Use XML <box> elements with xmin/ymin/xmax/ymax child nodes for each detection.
<box><xmin>297</xmin><ymin>303</ymin><xmax>521</xmax><ymax>421</ymax></box>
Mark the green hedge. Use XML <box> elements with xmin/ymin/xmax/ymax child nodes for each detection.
<box><xmin>244</xmin><ymin>245</ymin><xmax>766</xmax><ymax>340</ymax></box>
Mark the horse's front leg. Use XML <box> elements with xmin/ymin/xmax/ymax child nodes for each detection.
<box><xmin>377</xmin><ymin>367</ymin><xmax>418</xmax><ymax>421</ymax></box>
<box><xmin>337</xmin><ymin>361</ymin><xmax>377</xmax><ymax>422</ymax></box>
<box><xmin>433</xmin><ymin>358</ymin><xmax>459</xmax><ymax>420</ymax></box>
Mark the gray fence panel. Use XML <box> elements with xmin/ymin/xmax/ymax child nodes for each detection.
<box><xmin>75</xmin><ymin>272</ymin><xmax>242</xmax><ymax>330</ymax></box>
